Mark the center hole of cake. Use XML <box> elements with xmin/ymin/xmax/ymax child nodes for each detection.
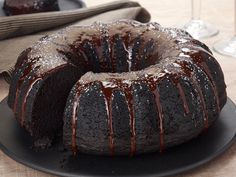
<box><xmin>68</xmin><ymin>36</ymin><xmax>158</xmax><ymax>74</ymax></box>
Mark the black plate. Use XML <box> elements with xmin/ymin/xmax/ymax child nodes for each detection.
<box><xmin>0</xmin><ymin>0</ymin><xmax>86</xmax><ymax>16</ymax></box>
<box><xmin>0</xmin><ymin>97</ymin><xmax>236</xmax><ymax>177</ymax></box>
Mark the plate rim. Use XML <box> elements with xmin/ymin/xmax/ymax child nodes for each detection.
<box><xmin>0</xmin><ymin>97</ymin><xmax>236</xmax><ymax>177</ymax></box>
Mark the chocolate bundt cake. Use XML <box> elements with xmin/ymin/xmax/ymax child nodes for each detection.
<box><xmin>8</xmin><ymin>20</ymin><xmax>227</xmax><ymax>156</ymax></box>
<box><xmin>3</xmin><ymin>0</ymin><xmax>59</xmax><ymax>16</ymax></box>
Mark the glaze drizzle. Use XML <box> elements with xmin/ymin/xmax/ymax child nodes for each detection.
<box><xmin>152</xmin><ymin>88</ymin><xmax>164</xmax><ymax>152</ymax></box>
<box><xmin>71</xmin><ymin>85</ymin><xmax>81</xmax><ymax>155</ymax></box>
<box><xmin>100</xmin><ymin>83</ymin><xmax>115</xmax><ymax>155</ymax></box>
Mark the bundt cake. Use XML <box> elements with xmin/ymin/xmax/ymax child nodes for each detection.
<box><xmin>3</xmin><ymin>0</ymin><xmax>59</xmax><ymax>16</ymax></box>
<box><xmin>7</xmin><ymin>20</ymin><xmax>227</xmax><ymax>156</ymax></box>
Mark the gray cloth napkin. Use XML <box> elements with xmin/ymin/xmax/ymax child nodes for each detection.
<box><xmin>0</xmin><ymin>0</ymin><xmax>150</xmax><ymax>83</ymax></box>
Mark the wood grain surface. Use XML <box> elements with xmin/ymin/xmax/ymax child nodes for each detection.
<box><xmin>0</xmin><ymin>0</ymin><xmax>236</xmax><ymax>176</ymax></box>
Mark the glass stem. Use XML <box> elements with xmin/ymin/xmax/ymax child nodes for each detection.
<box><xmin>191</xmin><ymin>0</ymin><xmax>201</xmax><ymax>20</ymax></box>
<box><xmin>234</xmin><ymin>0</ymin><xmax>236</xmax><ymax>36</ymax></box>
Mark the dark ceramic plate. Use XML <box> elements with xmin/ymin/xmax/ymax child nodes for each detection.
<box><xmin>0</xmin><ymin>97</ymin><xmax>236</xmax><ymax>177</ymax></box>
<box><xmin>0</xmin><ymin>0</ymin><xmax>86</xmax><ymax>16</ymax></box>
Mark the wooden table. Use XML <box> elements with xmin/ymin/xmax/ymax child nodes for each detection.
<box><xmin>0</xmin><ymin>0</ymin><xmax>236</xmax><ymax>176</ymax></box>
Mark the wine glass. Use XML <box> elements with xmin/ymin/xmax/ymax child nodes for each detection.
<box><xmin>182</xmin><ymin>0</ymin><xmax>219</xmax><ymax>39</ymax></box>
<box><xmin>213</xmin><ymin>0</ymin><xmax>236</xmax><ymax>58</ymax></box>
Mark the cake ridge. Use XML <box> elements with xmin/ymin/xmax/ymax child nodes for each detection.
<box><xmin>123</xmin><ymin>85</ymin><xmax>136</xmax><ymax>156</ymax></box>
<box><xmin>191</xmin><ymin>77</ymin><xmax>209</xmax><ymax>129</ymax></box>
<box><xmin>174</xmin><ymin>57</ymin><xmax>214</xmax><ymax>130</ymax></box>
<box><xmin>176</xmin><ymin>51</ymin><xmax>220</xmax><ymax>113</ymax></box>
<box><xmin>152</xmin><ymin>87</ymin><xmax>164</xmax><ymax>152</ymax></box>
<box><xmin>171</xmin><ymin>76</ymin><xmax>190</xmax><ymax>115</ymax></box>
<box><xmin>100</xmin><ymin>82</ymin><xmax>115</xmax><ymax>155</ymax></box>
<box><xmin>71</xmin><ymin>85</ymin><xmax>80</xmax><ymax>156</ymax></box>
<box><xmin>20</xmin><ymin>77</ymin><xmax>42</xmax><ymax>126</ymax></box>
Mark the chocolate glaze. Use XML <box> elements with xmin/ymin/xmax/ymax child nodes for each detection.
<box><xmin>12</xmin><ymin>49</ymin><xmax>34</xmax><ymax>112</ymax></box>
<box><xmin>182</xmin><ymin>49</ymin><xmax>220</xmax><ymax>113</ymax></box>
<box><xmin>100</xmin><ymin>82</ymin><xmax>115</xmax><ymax>155</ymax></box>
<box><xmin>71</xmin><ymin>78</ymin><xmax>138</xmax><ymax>155</ymax></box>
<box><xmin>13</xmin><ymin>63</ymin><xmax>33</xmax><ymax>112</ymax></box>
<box><xmin>139</xmin><ymin>76</ymin><xmax>166</xmax><ymax>152</ymax></box>
<box><xmin>169</xmin><ymin>75</ymin><xmax>190</xmax><ymax>115</ymax></box>
<box><xmin>191</xmin><ymin>77</ymin><xmax>209</xmax><ymax>129</ymax></box>
<box><xmin>176</xmin><ymin>82</ymin><xmax>190</xmax><ymax>115</ymax></box>
<box><xmin>152</xmin><ymin>88</ymin><xmax>164</xmax><ymax>152</ymax></box>
<box><xmin>21</xmin><ymin>77</ymin><xmax>42</xmax><ymax>126</ymax></box>
<box><xmin>101</xmin><ymin>80</ymin><xmax>136</xmax><ymax>155</ymax></box>
<box><xmin>123</xmin><ymin>86</ymin><xmax>136</xmax><ymax>156</ymax></box>
<box><xmin>19</xmin><ymin>64</ymin><xmax>69</xmax><ymax>127</ymax></box>
<box><xmin>201</xmin><ymin>62</ymin><xmax>220</xmax><ymax>113</ymax></box>
<box><xmin>177</xmin><ymin>59</ymin><xmax>209</xmax><ymax>129</ymax></box>
<box><xmin>14</xmin><ymin>48</ymin><xmax>32</xmax><ymax>69</ymax></box>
